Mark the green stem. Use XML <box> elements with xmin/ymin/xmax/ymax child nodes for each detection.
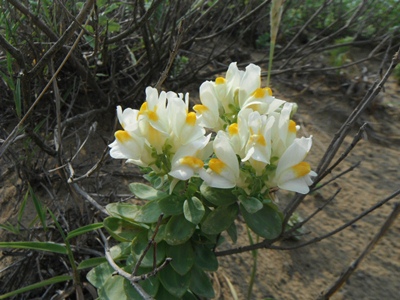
<box><xmin>266</xmin><ymin>41</ymin><xmax>275</xmax><ymax>88</ymax></box>
<box><xmin>246</xmin><ymin>227</ymin><xmax>260</xmax><ymax>300</ymax></box>
<box><xmin>48</xmin><ymin>209</ymin><xmax>82</xmax><ymax>296</ymax></box>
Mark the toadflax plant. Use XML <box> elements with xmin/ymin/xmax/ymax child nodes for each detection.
<box><xmin>88</xmin><ymin>62</ymin><xmax>316</xmax><ymax>299</ymax></box>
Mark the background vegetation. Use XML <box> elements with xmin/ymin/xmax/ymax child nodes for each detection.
<box><xmin>0</xmin><ymin>0</ymin><xmax>399</xmax><ymax>299</ymax></box>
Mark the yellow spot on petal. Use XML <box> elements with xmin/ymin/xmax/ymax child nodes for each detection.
<box><xmin>185</xmin><ymin>112</ymin><xmax>197</xmax><ymax>126</ymax></box>
<box><xmin>138</xmin><ymin>101</ymin><xmax>158</xmax><ymax>121</ymax></box>
<box><xmin>138</xmin><ymin>102</ymin><xmax>148</xmax><ymax>116</ymax></box>
<box><xmin>148</xmin><ymin>126</ymin><xmax>162</xmax><ymax>146</ymax></box>
<box><xmin>193</xmin><ymin>104</ymin><xmax>208</xmax><ymax>113</ymax></box>
<box><xmin>228</xmin><ymin>123</ymin><xmax>238</xmax><ymax>135</ymax></box>
<box><xmin>250</xmin><ymin>134</ymin><xmax>266</xmax><ymax>146</ymax></box>
<box><xmin>180</xmin><ymin>156</ymin><xmax>204</xmax><ymax>169</ymax></box>
<box><xmin>115</xmin><ymin>130</ymin><xmax>131</xmax><ymax>143</ymax></box>
<box><xmin>292</xmin><ymin>162</ymin><xmax>311</xmax><ymax>178</ymax></box>
<box><xmin>252</xmin><ymin>87</ymin><xmax>272</xmax><ymax>98</ymax></box>
<box><xmin>209</xmin><ymin>158</ymin><xmax>226</xmax><ymax>174</ymax></box>
<box><xmin>148</xmin><ymin>110</ymin><xmax>158</xmax><ymax>121</ymax></box>
<box><xmin>215</xmin><ymin>77</ymin><xmax>226</xmax><ymax>84</ymax></box>
<box><xmin>289</xmin><ymin>120</ymin><xmax>297</xmax><ymax>133</ymax></box>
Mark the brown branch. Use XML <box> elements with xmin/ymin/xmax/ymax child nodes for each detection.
<box><xmin>0</xmin><ymin>33</ymin><xmax>26</xmax><ymax>69</ymax></box>
<box><xmin>215</xmin><ymin>188</ymin><xmax>400</xmax><ymax>256</ymax></box>
<box><xmin>28</xmin><ymin>0</ymin><xmax>95</xmax><ymax>77</ymax></box>
<box><xmin>317</xmin><ymin>202</ymin><xmax>400</xmax><ymax>299</ymax></box>
<box><xmin>155</xmin><ymin>21</ymin><xmax>185</xmax><ymax>90</ymax></box>
<box><xmin>106</xmin><ymin>0</ymin><xmax>165</xmax><ymax>44</ymax></box>
<box><xmin>313</xmin><ymin>123</ymin><xmax>367</xmax><ymax>187</ymax></box>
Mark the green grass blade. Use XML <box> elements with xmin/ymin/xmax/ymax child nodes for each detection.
<box><xmin>77</xmin><ymin>257</ymin><xmax>107</xmax><ymax>270</ymax></box>
<box><xmin>0</xmin><ymin>241</ymin><xmax>67</xmax><ymax>254</ymax></box>
<box><xmin>0</xmin><ymin>223</ymin><xmax>19</xmax><ymax>234</ymax></box>
<box><xmin>0</xmin><ymin>275</ymin><xmax>72</xmax><ymax>299</ymax></box>
<box><xmin>14</xmin><ymin>76</ymin><xmax>21</xmax><ymax>118</ymax></box>
<box><xmin>66</xmin><ymin>223</ymin><xmax>104</xmax><ymax>240</ymax></box>
<box><xmin>29</xmin><ymin>184</ymin><xmax>47</xmax><ymax>230</ymax></box>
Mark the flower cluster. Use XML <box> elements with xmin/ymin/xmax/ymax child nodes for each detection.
<box><xmin>109</xmin><ymin>62</ymin><xmax>316</xmax><ymax>195</ymax></box>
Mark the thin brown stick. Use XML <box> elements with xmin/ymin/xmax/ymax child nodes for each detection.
<box><xmin>215</xmin><ymin>188</ymin><xmax>400</xmax><ymax>256</ymax></box>
<box><xmin>317</xmin><ymin>202</ymin><xmax>400</xmax><ymax>299</ymax></box>
<box><xmin>0</xmin><ymin>12</ymin><xmax>92</xmax><ymax>158</ymax></box>
<box><xmin>99</xmin><ymin>229</ymin><xmax>172</xmax><ymax>300</ymax></box>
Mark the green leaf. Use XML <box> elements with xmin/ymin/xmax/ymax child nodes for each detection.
<box><xmin>158</xmin><ymin>264</ymin><xmax>191</xmax><ymax>298</ymax></box>
<box><xmin>0</xmin><ymin>241</ymin><xmax>67</xmax><ymax>254</ymax></box>
<box><xmin>86</xmin><ymin>262</ymin><xmax>115</xmax><ymax>289</ymax></box>
<box><xmin>132</xmin><ymin>232</ymin><xmax>166</xmax><ymax>268</ymax></box>
<box><xmin>158</xmin><ymin>195</ymin><xmax>184</xmax><ymax>215</ymax></box>
<box><xmin>183</xmin><ymin>197</ymin><xmax>205</xmax><ymax>225</ymax></box>
<box><xmin>200</xmin><ymin>183</ymin><xmax>237</xmax><ymax>206</ymax></box>
<box><xmin>240</xmin><ymin>204</ymin><xmax>282</xmax><ymax>239</ymax></box>
<box><xmin>98</xmin><ymin>274</ymin><xmax>141</xmax><ymax>300</ymax></box>
<box><xmin>239</xmin><ymin>195</ymin><xmax>263</xmax><ymax>213</ymax></box>
<box><xmin>189</xmin><ymin>265</ymin><xmax>215</xmax><ymax>298</ymax></box>
<box><xmin>164</xmin><ymin>215</ymin><xmax>196</xmax><ymax>246</ymax></box>
<box><xmin>29</xmin><ymin>184</ymin><xmax>47</xmax><ymax>230</ymax></box>
<box><xmin>66</xmin><ymin>223</ymin><xmax>103</xmax><ymax>240</ymax></box>
<box><xmin>103</xmin><ymin>217</ymin><xmax>147</xmax><ymax>242</ymax></box>
<box><xmin>193</xmin><ymin>244</ymin><xmax>218</xmax><ymax>272</ymax></box>
<box><xmin>182</xmin><ymin>291</ymin><xmax>198</xmax><ymax>300</ymax></box>
<box><xmin>110</xmin><ymin>242</ymin><xmax>132</xmax><ymax>260</ymax></box>
<box><xmin>0</xmin><ymin>275</ymin><xmax>72</xmax><ymax>299</ymax></box>
<box><xmin>78</xmin><ymin>257</ymin><xmax>107</xmax><ymax>270</ymax></box>
<box><xmin>201</xmin><ymin>203</ymin><xmax>239</xmax><ymax>235</ymax></box>
<box><xmin>133</xmin><ymin>267</ymin><xmax>160</xmax><ymax>297</ymax></box>
<box><xmin>129</xmin><ymin>182</ymin><xmax>168</xmax><ymax>201</ymax></box>
<box><xmin>155</xmin><ymin>284</ymin><xmax>180</xmax><ymax>300</ymax></box>
<box><xmin>106</xmin><ymin>203</ymin><xmax>141</xmax><ymax>221</ymax></box>
<box><xmin>226</xmin><ymin>221</ymin><xmax>238</xmax><ymax>243</ymax></box>
<box><xmin>167</xmin><ymin>242</ymin><xmax>194</xmax><ymax>275</ymax></box>
<box><xmin>133</xmin><ymin>200</ymin><xmax>163</xmax><ymax>223</ymax></box>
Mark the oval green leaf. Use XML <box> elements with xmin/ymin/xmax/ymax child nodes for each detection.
<box><xmin>189</xmin><ymin>265</ymin><xmax>215</xmax><ymax>299</ymax></box>
<box><xmin>158</xmin><ymin>195</ymin><xmax>185</xmax><ymax>215</ymax></box>
<box><xmin>131</xmin><ymin>232</ymin><xmax>166</xmax><ymax>268</ymax></box>
<box><xmin>133</xmin><ymin>200</ymin><xmax>163</xmax><ymax>224</ymax></box>
<box><xmin>164</xmin><ymin>215</ymin><xmax>196</xmax><ymax>246</ymax></box>
<box><xmin>193</xmin><ymin>244</ymin><xmax>218</xmax><ymax>272</ymax></box>
<box><xmin>158</xmin><ymin>264</ymin><xmax>191</xmax><ymax>298</ymax></box>
<box><xmin>129</xmin><ymin>182</ymin><xmax>168</xmax><ymax>201</ymax></box>
<box><xmin>200</xmin><ymin>183</ymin><xmax>237</xmax><ymax>206</ymax></box>
<box><xmin>238</xmin><ymin>195</ymin><xmax>263</xmax><ymax>213</ymax></box>
<box><xmin>183</xmin><ymin>197</ymin><xmax>205</xmax><ymax>225</ymax></box>
<box><xmin>103</xmin><ymin>217</ymin><xmax>147</xmax><ymax>242</ymax></box>
<box><xmin>240</xmin><ymin>204</ymin><xmax>282</xmax><ymax>239</ymax></box>
<box><xmin>87</xmin><ymin>261</ymin><xmax>115</xmax><ymax>289</ymax></box>
<box><xmin>167</xmin><ymin>241</ymin><xmax>194</xmax><ymax>275</ymax></box>
<box><xmin>201</xmin><ymin>203</ymin><xmax>239</xmax><ymax>235</ymax></box>
<box><xmin>106</xmin><ymin>203</ymin><xmax>141</xmax><ymax>221</ymax></box>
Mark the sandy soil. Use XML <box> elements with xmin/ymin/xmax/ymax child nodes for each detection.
<box><xmin>214</xmin><ymin>69</ymin><xmax>400</xmax><ymax>299</ymax></box>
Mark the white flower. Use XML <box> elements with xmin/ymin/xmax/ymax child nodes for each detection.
<box><xmin>240</xmin><ymin>110</ymin><xmax>275</xmax><ymax>175</ymax></box>
<box><xmin>137</xmin><ymin>87</ymin><xmax>170</xmax><ymax>153</ymax></box>
<box><xmin>168</xmin><ymin>93</ymin><xmax>205</xmax><ymax>151</ymax></box>
<box><xmin>201</xmin><ymin>131</ymin><xmax>240</xmax><ymax>189</ymax></box>
<box><xmin>109</xmin><ymin>129</ymin><xmax>145</xmax><ymax>161</ymax></box>
<box><xmin>194</xmin><ymin>62</ymin><xmax>286</xmax><ymax>130</ymax></box>
<box><xmin>193</xmin><ymin>81</ymin><xmax>222</xmax><ymax>130</ymax></box>
<box><xmin>274</xmin><ymin>137</ymin><xmax>317</xmax><ymax>194</ymax></box>
<box><xmin>270</xmin><ymin>102</ymin><xmax>299</xmax><ymax>157</ymax></box>
<box><xmin>169</xmin><ymin>134</ymin><xmax>211</xmax><ymax>181</ymax></box>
